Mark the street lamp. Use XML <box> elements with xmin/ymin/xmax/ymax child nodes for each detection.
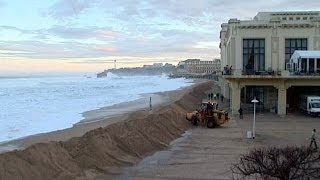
<box><xmin>251</xmin><ymin>97</ymin><xmax>259</xmax><ymax>139</ymax></box>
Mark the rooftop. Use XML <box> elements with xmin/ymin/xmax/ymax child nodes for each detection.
<box><xmin>291</xmin><ymin>50</ymin><xmax>320</xmax><ymax>59</ymax></box>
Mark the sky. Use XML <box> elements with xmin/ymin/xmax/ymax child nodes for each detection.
<box><xmin>0</xmin><ymin>0</ymin><xmax>320</xmax><ymax>75</ymax></box>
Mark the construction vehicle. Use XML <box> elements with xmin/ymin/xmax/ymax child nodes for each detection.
<box><xmin>186</xmin><ymin>101</ymin><xmax>229</xmax><ymax>128</ymax></box>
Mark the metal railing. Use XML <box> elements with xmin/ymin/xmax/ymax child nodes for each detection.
<box><xmin>242</xmin><ymin>69</ymin><xmax>281</xmax><ymax>76</ymax></box>
<box><xmin>290</xmin><ymin>71</ymin><xmax>320</xmax><ymax>76</ymax></box>
<box><xmin>222</xmin><ymin>68</ymin><xmax>282</xmax><ymax>76</ymax></box>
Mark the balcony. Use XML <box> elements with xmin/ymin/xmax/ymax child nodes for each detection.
<box><xmin>289</xmin><ymin>71</ymin><xmax>320</xmax><ymax>76</ymax></box>
<box><xmin>222</xmin><ymin>68</ymin><xmax>320</xmax><ymax>80</ymax></box>
<box><xmin>222</xmin><ymin>68</ymin><xmax>282</xmax><ymax>77</ymax></box>
<box><xmin>287</xmin><ymin>63</ymin><xmax>320</xmax><ymax>77</ymax></box>
<box><xmin>242</xmin><ymin>69</ymin><xmax>281</xmax><ymax>76</ymax></box>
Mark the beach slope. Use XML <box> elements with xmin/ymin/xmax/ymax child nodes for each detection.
<box><xmin>0</xmin><ymin>81</ymin><xmax>212</xmax><ymax>180</ymax></box>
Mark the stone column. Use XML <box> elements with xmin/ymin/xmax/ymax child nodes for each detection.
<box><xmin>271</xmin><ymin>37</ymin><xmax>279</xmax><ymax>71</ymax></box>
<box><xmin>231</xmin><ymin>82</ymin><xmax>241</xmax><ymax>115</ymax></box>
<box><xmin>224</xmin><ymin>83</ymin><xmax>230</xmax><ymax>99</ymax></box>
<box><xmin>277</xmin><ymin>83</ymin><xmax>287</xmax><ymax>116</ymax></box>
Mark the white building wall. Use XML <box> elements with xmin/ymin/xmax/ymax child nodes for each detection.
<box><xmin>219</xmin><ymin>11</ymin><xmax>320</xmax><ymax>103</ymax></box>
<box><xmin>223</xmin><ymin>21</ymin><xmax>320</xmax><ymax>73</ymax></box>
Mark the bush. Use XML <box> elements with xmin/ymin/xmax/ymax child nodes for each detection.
<box><xmin>232</xmin><ymin>146</ymin><xmax>320</xmax><ymax>180</ymax></box>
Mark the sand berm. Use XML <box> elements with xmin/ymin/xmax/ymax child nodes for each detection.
<box><xmin>0</xmin><ymin>81</ymin><xmax>212</xmax><ymax>180</ymax></box>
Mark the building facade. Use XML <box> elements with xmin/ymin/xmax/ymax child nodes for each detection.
<box><xmin>177</xmin><ymin>59</ymin><xmax>221</xmax><ymax>74</ymax></box>
<box><xmin>220</xmin><ymin>11</ymin><xmax>320</xmax><ymax>115</ymax></box>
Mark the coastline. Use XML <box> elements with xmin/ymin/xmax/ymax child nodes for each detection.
<box><xmin>0</xmin><ymin>80</ymin><xmax>213</xmax><ymax>180</ymax></box>
<box><xmin>0</xmin><ymin>79</ymin><xmax>205</xmax><ymax>153</ymax></box>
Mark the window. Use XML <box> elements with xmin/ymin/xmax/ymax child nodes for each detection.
<box><xmin>301</xmin><ymin>58</ymin><xmax>307</xmax><ymax>73</ymax></box>
<box><xmin>303</xmin><ymin>17</ymin><xmax>308</xmax><ymax>20</ymax></box>
<box><xmin>296</xmin><ymin>17</ymin><xmax>301</xmax><ymax>20</ymax></box>
<box><xmin>282</xmin><ymin>17</ymin><xmax>287</xmax><ymax>20</ymax></box>
<box><xmin>312</xmin><ymin>103</ymin><xmax>320</xmax><ymax>108</ymax></box>
<box><xmin>309</xmin><ymin>58</ymin><xmax>315</xmax><ymax>73</ymax></box>
<box><xmin>289</xmin><ymin>17</ymin><xmax>293</xmax><ymax>20</ymax></box>
<box><xmin>243</xmin><ymin>39</ymin><xmax>265</xmax><ymax>72</ymax></box>
<box><xmin>285</xmin><ymin>38</ymin><xmax>308</xmax><ymax>69</ymax></box>
<box><xmin>244</xmin><ymin>86</ymin><xmax>264</xmax><ymax>105</ymax></box>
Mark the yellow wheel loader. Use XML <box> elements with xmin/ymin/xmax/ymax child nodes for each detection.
<box><xmin>186</xmin><ymin>101</ymin><xmax>229</xmax><ymax>128</ymax></box>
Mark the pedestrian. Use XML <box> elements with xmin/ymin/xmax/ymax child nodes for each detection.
<box><xmin>216</xmin><ymin>93</ymin><xmax>220</xmax><ymax>99</ymax></box>
<box><xmin>310</xmin><ymin>129</ymin><xmax>318</xmax><ymax>150</ymax></box>
<box><xmin>226</xmin><ymin>65</ymin><xmax>229</xmax><ymax>75</ymax></box>
<box><xmin>221</xmin><ymin>95</ymin><xmax>224</xmax><ymax>102</ymax></box>
<box><xmin>149</xmin><ymin>97</ymin><xmax>152</xmax><ymax>111</ymax></box>
<box><xmin>213</xmin><ymin>94</ymin><xmax>217</xmax><ymax>101</ymax></box>
<box><xmin>210</xmin><ymin>93</ymin><xmax>213</xmax><ymax>100</ymax></box>
<box><xmin>238</xmin><ymin>108</ymin><xmax>243</xmax><ymax>119</ymax></box>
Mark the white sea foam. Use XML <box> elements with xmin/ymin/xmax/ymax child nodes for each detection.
<box><xmin>0</xmin><ymin>74</ymin><xmax>193</xmax><ymax>142</ymax></box>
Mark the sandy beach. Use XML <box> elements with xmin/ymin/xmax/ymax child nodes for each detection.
<box><xmin>0</xmin><ymin>80</ymin><xmax>212</xmax><ymax>180</ymax></box>
<box><xmin>0</xmin><ymin>80</ymin><xmax>199</xmax><ymax>153</ymax></box>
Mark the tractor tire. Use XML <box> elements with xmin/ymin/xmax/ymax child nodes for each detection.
<box><xmin>207</xmin><ymin>120</ymin><xmax>215</xmax><ymax>128</ymax></box>
<box><xmin>192</xmin><ymin>116</ymin><xmax>198</xmax><ymax>126</ymax></box>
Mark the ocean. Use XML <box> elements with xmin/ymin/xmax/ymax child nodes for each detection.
<box><xmin>0</xmin><ymin>73</ymin><xmax>193</xmax><ymax>143</ymax></box>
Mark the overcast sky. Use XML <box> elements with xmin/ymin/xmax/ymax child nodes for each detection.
<box><xmin>0</xmin><ymin>0</ymin><xmax>320</xmax><ymax>74</ymax></box>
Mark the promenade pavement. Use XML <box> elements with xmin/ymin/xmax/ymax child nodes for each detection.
<box><xmin>99</xmin><ymin>93</ymin><xmax>320</xmax><ymax>180</ymax></box>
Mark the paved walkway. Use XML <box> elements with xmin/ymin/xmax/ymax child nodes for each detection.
<box><xmin>237</xmin><ymin>112</ymin><xmax>320</xmax><ymax>147</ymax></box>
<box><xmin>98</xmin><ymin>117</ymin><xmax>249</xmax><ymax>179</ymax></box>
<box><xmin>98</xmin><ymin>110</ymin><xmax>320</xmax><ymax>180</ymax></box>
<box><xmin>97</xmin><ymin>84</ymin><xmax>320</xmax><ymax>179</ymax></box>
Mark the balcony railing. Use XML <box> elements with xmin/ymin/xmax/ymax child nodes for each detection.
<box><xmin>222</xmin><ymin>68</ymin><xmax>281</xmax><ymax>76</ymax></box>
<box><xmin>289</xmin><ymin>71</ymin><xmax>320</xmax><ymax>76</ymax></box>
<box><xmin>222</xmin><ymin>66</ymin><xmax>320</xmax><ymax>78</ymax></box>
<box><xmin>242</xmin><ymin>69</ymin><xmax>281</xmax><ymax>76</ymax></box>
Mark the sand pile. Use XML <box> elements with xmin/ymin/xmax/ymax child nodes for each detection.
<box><xmin>0</xmin><ymin>81</ymin><xmax>211</xmax><ymax>180</ymax></box>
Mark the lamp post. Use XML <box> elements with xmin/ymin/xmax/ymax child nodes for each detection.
<box><xmin>251</xmin><ymin>97</ymin><xmax>259</xmax><ymax>139</ymax></box>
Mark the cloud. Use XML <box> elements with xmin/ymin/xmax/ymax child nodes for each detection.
<box><xmin>2</xmin><ymin>0</ymin><xmax>320</xmax><ymax>64</ymax></box>
<box><xmin>44</xmin><ymin>0</ymin><xmax>98</xmax><ymax>20</ymax></box>
<box><xmin>0</xmin><ymin>26</ymin><xmax>33</xmax><ymax>34</ymax></box>
<box><xmin>0</xmin><ymin>25</ymin><xmax>121</xmax><ymax>41</ymax></box>
<box><xmin>0</xmin><ymin>27</ymin><xmax>217</xmax><ymax>60</ymax></box>
<box><xmin>0</xmin><ymin>40</ymin><xmax>118</xmax><ymax>59</ymax></box>
<box><xmin>45</xmin><ymin>26</ymin><xmax>121</xmax><ymax>40</ymax></box>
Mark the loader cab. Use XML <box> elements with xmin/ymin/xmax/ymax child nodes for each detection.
<box><xmin>200</xmin><ymin>101</ymin><xmax>218</xmax><ymax>111</ymax></box>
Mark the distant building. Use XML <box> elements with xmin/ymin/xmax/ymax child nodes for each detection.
<box><xmin>177</xmin><ymin>59</ymin><xmax>221</xmax><ymax>74</ymax></box>
<box><xmin>107</xmin><ymin>62</ymin><xmax>175</xmax><ymax>76</ymax></box>
<box><xmin>152</xmin><ymin>63</ymin><xmax>163</xmax><ymax>67</ymax></box>
<box><xmin>164</xmin><ymin>63</ymin><xmax>174</xmax><ymax>68</ymax></box>
<box><xmin>220</xmin><ymin>11</ymin><xmax>320</xmax><ymax>115</ymax></box>
<box><xmin>143</xmin><ymin>63</ymin><xmax>167</xmax><ymax>68</ymax></box>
